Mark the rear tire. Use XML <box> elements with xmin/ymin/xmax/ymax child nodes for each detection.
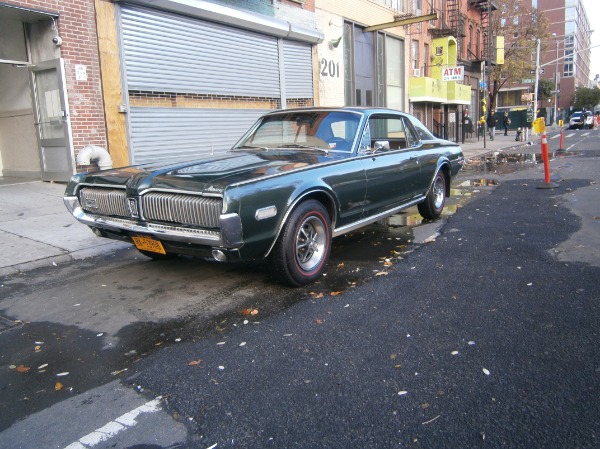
<box><xmin>272</xmin><ymin>200</ymin><xmax>332</xmax><ymax>287</ymax></box>
<box><xmin>418</xmin><ymin>170</ymin><xmax>446</xmax><ymax>219</ymax></box>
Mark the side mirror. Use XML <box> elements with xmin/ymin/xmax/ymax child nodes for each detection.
<box><xmin>373</xmin><ymin>140</ymin><xmax>390</xmax><ymax>152</ymax></box>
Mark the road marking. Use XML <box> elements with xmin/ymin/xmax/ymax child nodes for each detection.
<box><xmin>582</xmin><ymin>132</ymin><xmax>590</xmax><ymax>136</ymax></box>
<box><xmin>550</xmin><ymin>134</ymin><xmax>560</xmax><ymax>139</ymax></box>
<box><xmin>63</xmin><ymin>397</ymin><xmax>162</xmax><ymax>449</ymax></box>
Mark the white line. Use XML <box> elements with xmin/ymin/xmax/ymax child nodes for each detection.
<box><xmin>63</xmin><ymin>397</ymin><xmax>162</xmax><ymax>449</ymax></box>
<box><xmin>581</xmin><ymin>132</ymin><xmax>591</xmax><ymax>137</ymax></box>
<box><xmin>550</xmin><ymin>134</ymin><xmax>560</xmax><ymax>139</ymax></box>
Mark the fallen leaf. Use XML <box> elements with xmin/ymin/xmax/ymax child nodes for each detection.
<box><xmin>55</xmin><ymin>382</ymin><xmax>63</xmax><ymax>391</ymax></box>
<box><xmin>314</xmin><ymin>319</ymin><xmax>324</xmax><ymax>324</ymax></box>
<box><xmin>16</xmin><ymin>365</ymin><xmax>30</xmax><ymax>373</ymax></box>
<box><xmin>240</xmin><ymin>308</ymin><xmax>259</xmax><ymax>316</ymax></box>
<box><xmin>375</xmin><ymin>271</ymin><xmax>389</xmax><ymax>276</ymax></box>
<box><xmin>34</xmin><ymin>346</ymin><xmax>41</xmax><ymax>352</ymax></box>
<box><xmin>336</xmin><ymin>262</ymin><xmax>345</xmax><ymax>268</ymax></box>
<box><xmin>329</xmin><ymin>291</ymin><xmax>342</xmax><ymax>296</ymax></box>
<box><xmin>188</xmin><ymin>359</ymin><xmax>202</xmax><ymax>366</ymax></box>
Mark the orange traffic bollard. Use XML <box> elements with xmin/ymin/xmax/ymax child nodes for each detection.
<box><xmin>537</xmin><ymin>131</ymin><xmax>559</xmax><ymax>189</ymax></box>
<box><xmin>559</xmin><ymin>127</ymin><xmax>564</xmax><ymax>151</ymax></box>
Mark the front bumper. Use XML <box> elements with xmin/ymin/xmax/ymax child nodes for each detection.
<box><xmin>63</xmin><ymin>196</ymin><xmax>243</xmax><ymax>249</ymax></box>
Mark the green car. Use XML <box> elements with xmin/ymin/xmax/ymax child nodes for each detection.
<box><xmin>64</xmin><ymin>107</ymin><xmax>464</xmax><ymax>286</ymax></box>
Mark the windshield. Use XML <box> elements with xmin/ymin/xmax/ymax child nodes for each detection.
<box><xmin>233</xmin><ymin>111</ymin><xmax>361</xmax><ymax>152</ymax></box>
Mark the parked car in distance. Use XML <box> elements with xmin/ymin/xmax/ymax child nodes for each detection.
<box><xmin>64</xmin><ymin>107</ymin><xmax>464</xmax><ymax>286</ymax></box>
<box><xmin>568</xmin><ymin>111</ymin><xmax>594</xmax><ymax>129</ymax></box>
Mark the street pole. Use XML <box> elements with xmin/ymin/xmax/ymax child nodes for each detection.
<box><xmin>553</xmin><ymin>35</ymin><xmax>559</xmax><ymax>127</ymax></box>
<box><xmin>533</xmin><ymin>38</ymin><xmax>540</xmax><ymax>121</ymax></box>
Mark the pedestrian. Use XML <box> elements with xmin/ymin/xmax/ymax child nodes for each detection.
<box><xmin>502</xmin><ymin>111</ymin><xmax>511</xmax><ymax>136</ymax></box>
<box><xmin>486</xmin><ymin>110</ymin><xmax>498</xmax><ymax>140</ymax></box>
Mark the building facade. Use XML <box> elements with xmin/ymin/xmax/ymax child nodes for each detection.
<box><xmin>538</xmin><ymin>0</ymin><xmax>592</xmax><ymax>120</ymax></box>
<box><xmin>407</xmin><ymin>0</ymin><xmax>493</xmax><ymax>141</ymax></box>
<box><xmin>1</xmin><ymin>0</ymin><xmax>498</xmax><ymax>182</ymax></box>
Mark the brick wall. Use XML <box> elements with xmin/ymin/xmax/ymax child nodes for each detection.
<box><xmin>8</xmin><ymin>0</ymin><xmax>107</xmax><ymax>157</ymax></box>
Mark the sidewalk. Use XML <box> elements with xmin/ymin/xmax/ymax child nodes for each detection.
<box><xmin>0</xmin><ymin>131</ymin><xmax>540</xmax><ymax>278</ymax></box>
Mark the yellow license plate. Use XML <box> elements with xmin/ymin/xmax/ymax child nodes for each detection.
<box><xmin>131</xmin><ymin>235</ymin><xmax>166</xmax><ymax>254</ymax></box>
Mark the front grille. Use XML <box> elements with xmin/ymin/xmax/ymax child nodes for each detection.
<box><xmin>78</xmin><ymin>187</ymin><xmax>223</xmax><ymax>229</ymax></box>
<box><xmin>79</xmin><ymin>187</ymin><xmax>129</xmax><ymax>217</ymax></box>
<box><xmin>142</xmin><ymin>193</ymin><xmax>222</xmax><ymax>228</ymax></box>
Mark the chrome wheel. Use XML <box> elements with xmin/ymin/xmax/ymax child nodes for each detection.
<box><xmin>295</xmin><ymin>215</ymin><xmax>327</xmax><ymax>271</ymax></box>
<box><xmin>432</xmin><ymin>175</ymin><xmax>445</xmax><ymax>210</ymax></box>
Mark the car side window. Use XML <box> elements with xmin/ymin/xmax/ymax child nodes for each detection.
<box><xmin>402</xmin><ymin>118</ymin><xmax>420</xmax><ymax>148</ymax></box>
<box><xmin>358</xmin><ymin>123</ymin><xmax>371</xmax><ymax>154</ymax></box>
<box><xmin>366</xmin><ymin>115</ymin><xmax>417</xmax><ymax>151</ymax></box>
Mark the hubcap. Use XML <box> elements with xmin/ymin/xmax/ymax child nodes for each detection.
<box><xmin>433</xmin><ymin>175</ymin><xmax>444</xmax><ymax>210</ymax></box>
<box><xmin>295</xmin><ymin>215</ymin><xmax>326</xmax><ymax>271</ymax></box>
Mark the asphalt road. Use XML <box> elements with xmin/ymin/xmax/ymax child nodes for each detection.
<box><xmin>1</xmin><ymin>131</ymin><xmax>599</xmax><ymax>448</ymax></box>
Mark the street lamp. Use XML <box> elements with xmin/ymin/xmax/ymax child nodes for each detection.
<box><xmin>552</xmin><ymin>33</ymin><xmax>559</xmax><ymax>127</ymax></box>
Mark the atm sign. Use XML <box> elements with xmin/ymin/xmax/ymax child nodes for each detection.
<box><xmin>442</xmin><ymin>66</ymin><xmax>464</xmax><ymax>81</ymax></box>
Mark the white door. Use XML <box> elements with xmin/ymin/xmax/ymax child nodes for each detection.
<box><xmin>29</xmin><ymin>59</ymin><xmax>74</xmax><ymax>181</ymax></box>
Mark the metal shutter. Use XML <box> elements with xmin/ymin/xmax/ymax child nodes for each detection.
<box><xmin>129</xmin><ymin>108</ymin><xmax>266</xmax><ymax>164</ymax></box>
<box><xmin>283</xmin><ymin>40</ymin><xmax>313</xmax><ymax>98</ymax></box>
<box><xmin>120</xmin><ymin>5</ymin><xmax>281</xmax><ymax>97</ymax></box>
<box><xmin>118</xmin><ymin>4</ymin><xmax>314</xmax><ymax>163</ymax></box>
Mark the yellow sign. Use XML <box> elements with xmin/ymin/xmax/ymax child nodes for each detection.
<box><xmin>558</xmin><ymin>119</ymin><xmax>564</xmax><ymax>127</ymax></box>
<box><xmin>532</xmin><ymin>117</ymin><xmax>546</xmax><ymax>134</ymax></box>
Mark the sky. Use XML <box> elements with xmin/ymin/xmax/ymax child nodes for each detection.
<box><xmin>582</xmin><ymin>0</ymin><xmax>600</xmax><ymax>80</ymax></box>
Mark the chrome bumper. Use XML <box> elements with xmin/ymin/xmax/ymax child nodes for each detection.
<box><xmin>64</xmin><ymin>196</ymin><xmax>242</xmax><ymax>248</ymax></box>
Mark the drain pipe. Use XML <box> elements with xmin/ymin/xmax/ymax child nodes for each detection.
<box><xmin>77</xmin><ymin>145</ymin><xmax>113</xmax><ymax>170</ymax></box>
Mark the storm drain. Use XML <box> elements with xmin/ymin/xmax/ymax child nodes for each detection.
<box><xmin>0</xmin><ymin>315</ymin><xmax>21</xmax><ymax>334</ymax></box>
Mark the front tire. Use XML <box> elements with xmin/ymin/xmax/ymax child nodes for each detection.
<box><xmin>272</xmin><ymin>200</ymin><xmax>332</xmax><ymax>287</ymax></box>
<box><xmin>418</xmin><ymin>170</ymin><xmax>446</xmax><ymax>219</ymax></box>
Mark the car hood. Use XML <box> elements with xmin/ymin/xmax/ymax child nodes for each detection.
<box><xmin>69</xmin><ymin>150</ymin><xmax>342</xmax><ymax>195</ymax></box>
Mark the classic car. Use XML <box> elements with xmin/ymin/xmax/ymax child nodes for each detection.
<box><xmin>64</xmin><ymin>107</ymin><xmax>464</xmax><ymax>286</ymax></box>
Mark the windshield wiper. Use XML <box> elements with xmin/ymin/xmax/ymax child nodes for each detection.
<box><xmin>233</xmin><ymin>145</ymin><xmax>270</xmax><ymax>151</ymax></box>
<box><xmin>280</xmin><ymin>144</ymin><xmax>329</xmax><ymax>154</ymax></box>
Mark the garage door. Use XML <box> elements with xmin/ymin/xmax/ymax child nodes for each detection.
<box><xmin>119</xmin><ymin>4</ymin><xmax>314</xmax><ymax>164</ymax></box>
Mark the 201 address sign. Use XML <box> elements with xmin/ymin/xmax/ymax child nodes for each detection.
<box><xmin>320</xmin><ymin>58</ymin><xmax>340</xmax><ymax>78</ymax></box>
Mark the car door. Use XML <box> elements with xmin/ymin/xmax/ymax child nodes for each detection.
<box><xmin>361</xmin><ymin>114</ymin><xmax>422</xmax><ymax>218</ymax></box>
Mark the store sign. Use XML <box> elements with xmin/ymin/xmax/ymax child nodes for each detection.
<box><xmin>442</xmin><ymin>66</ymin><xmax>464</xmax><ymax>81</ymax></box>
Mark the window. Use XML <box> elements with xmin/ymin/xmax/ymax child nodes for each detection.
<box><xmin>366</xmin><ymin>115</ymin><xmax>419</xmax><ymax>150</ymax></box>
<box><xmin>423</xmin><ymin>43</ymin><xmax>429</xmax><ymax>77</ymax></box>
<box><xmin>412</xmin><ymin>40</ymin><xmax>419</xmax><ymax>70</ymax></box>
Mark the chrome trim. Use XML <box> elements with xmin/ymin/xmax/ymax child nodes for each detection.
<box><xmin>65</xmin><ymin>196</ymin><xmax>226</xmax><ymax>246</ymax></box>
<box><xmin>263</xmin><ymin>189</ymin><xmax>337</xmax><ymax>258</ymax></box>
<box><xmin>138</xmin><ymin>187</ymin><xmax>224</xmax><ymax>199</ymax></box>
<box><xmin>141</xmin><ymin>192</ymin><xmax>222</xmax><ymax>228</ymax></box>
<box><xmin>332</xmin><ymin>196</ymin><xmax>426</xmax><ymax>238</ymax></box>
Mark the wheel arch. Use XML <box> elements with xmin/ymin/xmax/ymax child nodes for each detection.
<box><xmin>264</xmin><ymin>188</ymin><xmax>337</xmax><ymax>258</ymax></box>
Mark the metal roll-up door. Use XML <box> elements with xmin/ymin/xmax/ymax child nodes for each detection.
<box><xmin>118</xmin><ymin>4</ymin><xmax>314</xmax><ymax>163</ymax></box>
<box><xmin>120</xmin><ymin>5</ymin><xmax>280</xmax><ymax>96</ymax></box>
<box><xmin>283</xmin><ymin>40</ymin><xmax>314</xmax><ymax>99</ymax></box>
<box><xmin>129</xmin><ymin>108</ymin><xmax>266</xmax><ymax>164</ymax></box>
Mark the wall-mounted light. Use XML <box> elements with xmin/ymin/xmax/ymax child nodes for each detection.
<box><xmin>329</xmin><ymin>36</ymin><xmax>342</xmax><ymax>49</ymax></box>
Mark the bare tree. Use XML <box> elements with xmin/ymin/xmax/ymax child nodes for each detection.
<box><xmin>487</xmin><ymin>0</ymin><xmax>549</xmax><ymax>111</ymax></box>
